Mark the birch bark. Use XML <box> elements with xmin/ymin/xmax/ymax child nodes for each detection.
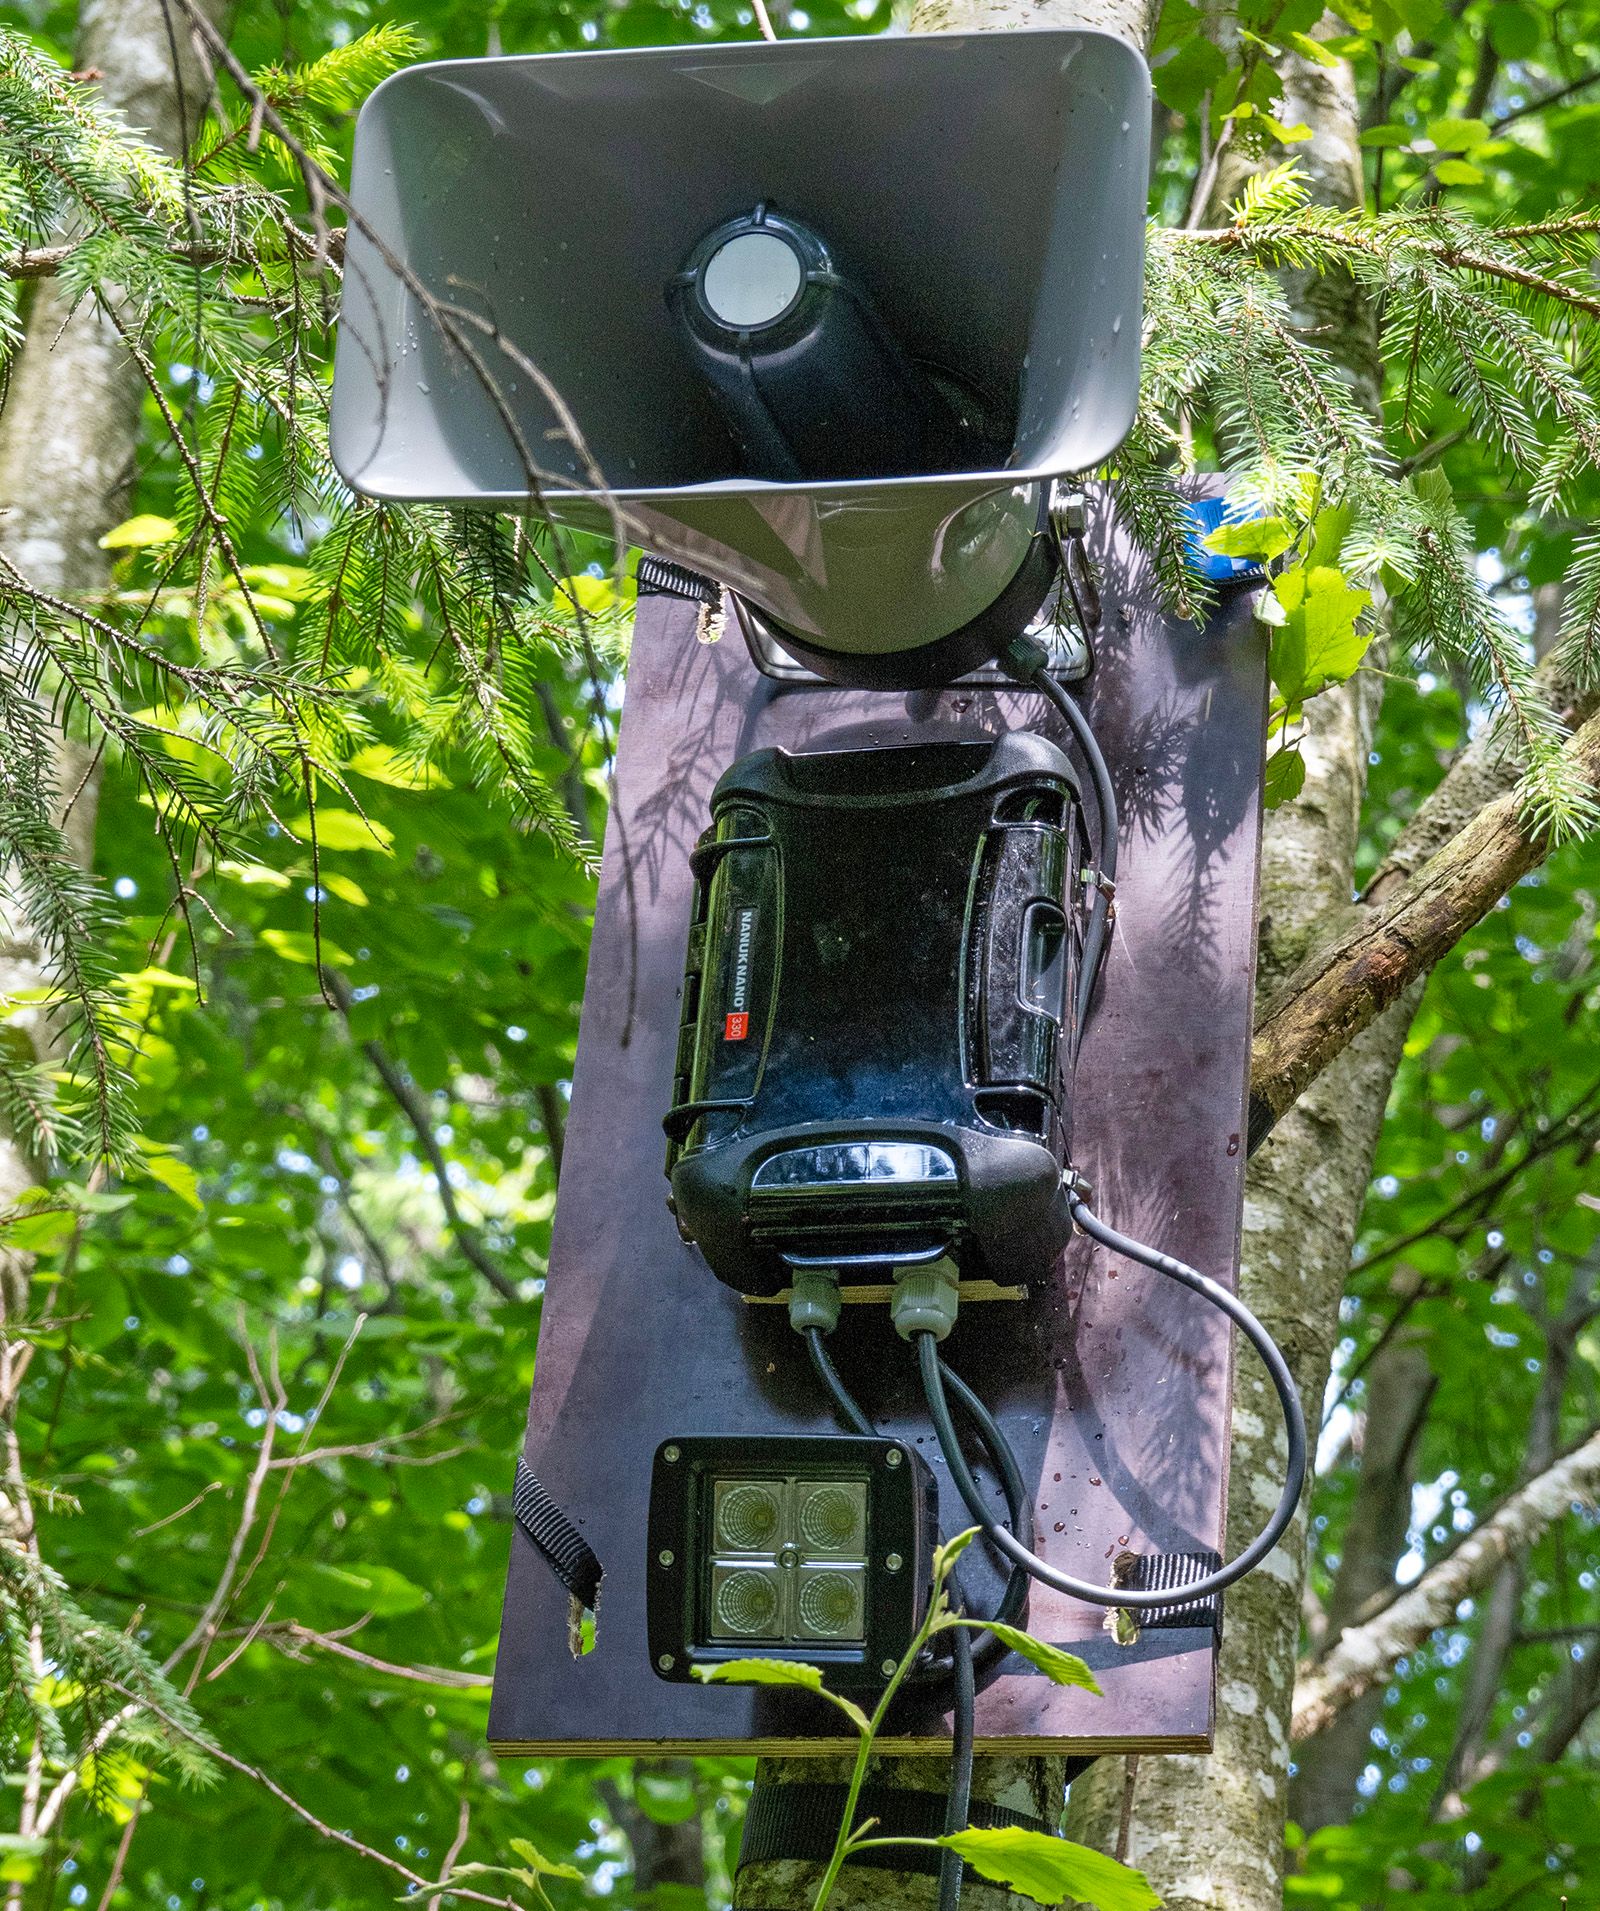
<box><xmin>0</xmin><ymin>0</ymin><xmax>214</xmax><ymax>1876</ymax></box>
<box><xmin>1062</xmin><ymin>27</ymin><xmax>1412</xmax><ymax>1911</ymax></box>
<box><xmin>0</xmin><ymin>0</ymin><xmax>211</xmax><ymax>1211</ymax></box>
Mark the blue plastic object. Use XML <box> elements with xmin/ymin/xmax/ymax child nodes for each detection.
<box><xmin>1184</xmin><ymin>495</ymin><xmax>1269</xmax><ymax>585</ymax></box>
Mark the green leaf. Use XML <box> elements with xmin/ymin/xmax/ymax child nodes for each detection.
<box><xmin>217</xmin><ymin>860</ymin><xmax>292</xmax><ymax>890</ymax></box>
<box><xmin>980</xmin><ymin>1622</ymin><xmax>1102</xmax><ymax>1693</ymax></box>
<box><xmin>1152</xmin><ymin>36</ymin><xmax>1229</xmax><ymax>113</ymax></box>
<box><xmin>1488</xmin><ymin>3</ymin><xmax>1539</xmax><ymax>56</ymax></box>
<box><xmin>507</xmin><ymin>1837</ymin><xmax>585</xmax><ymax>1882</ymax></box>
<box><xmin>1286</xmin><ymin>29</ymin><xmax>1342</xmax><ymax>65</ymax></box>
<box><xmin>1264</xmin><ymin>746</ymin><xmax>1309</xmax><ymax>809</ymax></box>
<box><xmin>633</xmin><ymin>1772</ymin><xmax>700</xmax><ymax>1825</ymax></box>
<box><xmin>934</xmin><ymin>1526</ymin><xmax>982</xmax><ymax>1579</ymax></box>
<box><xmin>1434</xmin><ymin>158</ymin><xmax>1486</xmax><ymax>185</ymax></box>
<box><xmin>1426</xmin><ymin>115</ymin><xmax>1491</xmax><ymax>150</ymax></box>
<box><xmin>286</xmin><ymin>810</ymin><xmax>394</xmax><ymax>853</ymax></box>
<box><xmin>258</xmin><ymin>928</ymin><xmax>353</xmax><ymax>968</ymax></box>
<box><xmin>1359</xmin><ymin>123</ymin><xmax>1412</xmax><ymax>148</ymax></box>
<box><xmin>137</xmin><ymin>1152</ymin><xmax>202</xmax><ymax>1210</ymax></box>
<box><xmin>344</xmin><ymin>745</ymin><xmax>452</xmax><ymax>791</ymax></box>
<box><xmin>936</xmin><ymin>1829</ymin><xmax>1160</xmax><ymax>1911</ymax></box>
<box><xmin>692</xmin><ymin>1657</ymin><xmax>872</xmax><ymax>1731</ymax></box>
<box><xmin>306</xmin><ymin>1561</ymin><xmax>430</xmax><ymax>1616</ymax></box>
<box><xmin>1307</xmin><ymin>502</ymin><xmax>1355</xmax><ymax>571</ymax></box>
<box><xmin>1259</xmin><ymin>113</ymin><xmax>1314</xmax><ymax>144</ymax></box>
<box><xmin>1203</xmin><ymin>516</ymin><xmax>1295</xmax><ymax>561</ymax></box>
<box><xmin>1268</xmin><ymin>564</ymin><xmax>1374</xmax><ymax>707</ymax></box>
<box><xmin>0</xmin><ymin>1208</ymin><xmax>76</xmax><ymax>1252</ymax></box>
<box><xmin>98</xmin><ymin>514</ymin><xmax>179</xmax><ymax>549</ymax></box>
<box><xmin>1152</xmin><ymin>0</ymin><xmax>1202</xmax><ymax>55</ymax></box>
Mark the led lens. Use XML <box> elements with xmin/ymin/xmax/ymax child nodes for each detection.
<box><xmin>796</xmin><ymin>1568</ymin><xmax>864</xmax><ymax>1641</ymax></box>
<box><xmin>797</xmin><ymin>1483</ymin><xmax>865</xmax><ymax>1556</ymax></box>
<box><xmin>715</xmin><ymin>1482</ymin><xmax>783</xmax><ymax>1553</ymax></box>
<box><xmin>711</xmin><ymin>1567</ymin><xmax>783</xmax><ymax>1639</ymax></box>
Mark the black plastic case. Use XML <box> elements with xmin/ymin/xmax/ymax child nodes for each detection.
<box><xmin>664</xmin><ymin>732</ymin><xmax>1087</xmax><ymax>1295</ymax></box>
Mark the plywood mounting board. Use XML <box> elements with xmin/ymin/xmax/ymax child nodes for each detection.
<box><xmin>489</xmin><ymin>505</ymin><xmax>1267</xmax><ymax>1757</ymax></box>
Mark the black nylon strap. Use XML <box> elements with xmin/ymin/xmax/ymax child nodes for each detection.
<box><xmin>737</xmin><ymin>1780</ymin><xmax>1058</xmax><ymax>1879</ymax></box>
<box><xmin>636</xmin><ymin>554</ymin><xmax>720</xmax><ymax>604</ymax></box>
<box><xmin>1123</xmin><ymin>1549</ymin><xmax>1225</xmax><ymax>1636</ymax></box>
<box><xmin>512</xmin><ymin>1456</ymin><xmax>603</xmax><ymax>1609</ymax></box>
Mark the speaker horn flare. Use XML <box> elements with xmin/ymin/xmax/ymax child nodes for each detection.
<box><xmin>330</xmin><ymin>28</ymin><xmax>1151</xmax><ymax>685</ymax></box>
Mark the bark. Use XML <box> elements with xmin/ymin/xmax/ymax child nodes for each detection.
<box><xmin>1063</xmin><ymin>27</ymin><xmax>1404</xmax><ymax>1911</ymax></box>
<box><xmin>1289</xmin><ymin>1327</ymin><xmax>1435</xmax><ymax>1833</ymax></box>
<box><xmin>0</xmin><ymin>0</ymin><xmax>213</xmax><ymax>1878</ymax></box>
<box><xmin>1250</xmin><ymin>706</ymin><xmax>1600</xmax><ymax>1143</ymax></box>
<box><xmin>0</xmin><ymin>0</ymin><xmax>212</xmax><ymax>1214</ymax></box>
<box><xmin>1292</xmin><ymin>1424</ymin><xmax>1600</xmax><ymax>1742</ymax></box>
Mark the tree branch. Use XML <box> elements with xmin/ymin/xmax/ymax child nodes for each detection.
<box><xmin>1292</xmin><ymin>1424</ymin><xmax>1600</xmax><ymax>1742</ymax></box>
<box><xmin>104</xmin><ymin>1681</ymin><xmax>530</xmax><ymax>1910</ymax></box>
<box><xmin>1248</xmin><ymin>705</ymin><xmax>1600</xmax><ymax>1147</ymax></box>
<box><xmin>267</xmin><ymin>1620</ymin><xmax>493</xmax><ymax>1689</ymax></box>
<box><xmin>0</xmin><ymin>229</ymin><xmax>344</xmax><ymax>281</ymax></box>
<box><xmin>323</xmin><ymin>972</ymin><xmax>521</xmax><ymax>1302</ymax></box>
<box><xmin>1490</xmin><ymin>68</ymin><xmax>1600</xmax><ymax>132</ymax></box>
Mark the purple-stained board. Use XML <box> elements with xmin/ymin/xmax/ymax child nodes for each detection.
<box><xmin>489</xmin><ymin>502</ymin><xmax>1266</xmax><ymax>1756</ymax></box>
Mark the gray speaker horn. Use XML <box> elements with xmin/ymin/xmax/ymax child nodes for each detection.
<box><xmin>330</xmin><ymin>28</ymin><xmax>1151</xmax><ymax>687</ymax></box>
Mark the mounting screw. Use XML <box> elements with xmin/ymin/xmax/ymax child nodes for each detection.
<box><xmin>663</xmin><ymin>1444</ymin><xmax>681</xmax><ymax>1463</ymax></box>
<box><xmin>881</xmin><ymin>1659</ymin><xmax>898</xmax><ymax>1678</ymax></box>
<box><xmin>777</xmin><ymin>1543</ymin><xmax>800</xmax><ymax>1571</ymax></box>
<box><xmin>658</xmin><ymin>1550</ymin><xmax>675</xmax><ymax>1568</ymax></box>
<box><xmin>657</xmin><ymin>1653</ymin><xmax>676</xmax><ymax>1671</ymax></box>
<box><xmin>885</xmin><ymin>1449</ymin><xmax>902</xmax><ymax>1468</ymax></box>
<box><xmin>884</xmin><ymin>1552</ymin><xmax>903</xmax><ymax>1573</ymax></box>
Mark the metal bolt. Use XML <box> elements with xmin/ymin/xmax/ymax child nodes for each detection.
<box><xmin>884</xmin><ymin>1552</ymin><xmax>903</xmax><ymax>1573</ymax></box>
<box><xmin>663</xmin><ymin>1444</ymin><xmax>681</xmax><ymax>1463</ymax></box>
<box><xmin>1050</xmin><ymin>485</ymin><xmax>1088</xmax><ymax>539</ymax></box>
<box><xmin>881</xmin><ymin>1659</ymin><xmax>898</xmax><ymax>1678</ymax></box>
<box><xmin>657</xmin><ymin>1653</ymin><xmax>676</xmax><ymax>1671</ymax></box>
<box><xmin>658</xmin><ymin>1550</ymin><xmax>675</xmax><ymax>1568</ymax></box>
<box><xmin>777</xmin><ymin>1543</ymin><xmax>800</xmax><ymax>1570</ymax></box>
<box><xmin>885</xmin><ymin>1449</ymin><xmax>902</xmax><ymax>1468</ymax></box>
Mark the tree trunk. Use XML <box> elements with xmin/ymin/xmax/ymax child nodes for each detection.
<box><xmin>1062</xmin><ymin>25</ymin><xmax>1416</xmax><ymax>1911</ymax></box>
<box><xmin>0</xmin><ymin>0</ymin><xmax>213</xmax><ymax>1884</ymax></box>
<box><xmin>1289</xmin><ymin>1326</ymin><xmax>1435</xmax><ymax>1832</ymax></box>
<box><xmin>0</xmin><ymin>0</ymin><xmax>211</xmax><ymax>1205</ymax></box>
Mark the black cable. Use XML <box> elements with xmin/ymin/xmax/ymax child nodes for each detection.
<box><xmin>801</xmin><ymin>1329</ymin><xmax>1029</xmax><ymax>1663</ymax></box>
<box><xmin>938</xmin><ymin>1613</ymin><xmax>974</xmax><ymax>1911</ymax></box>
<box><xmin>804</xmin><ymin>1321</ymin><xmax>975</xmax><ymax>1909</ymax></box>
<box><xmin>804</xmin><ymin>1326</ymin><xmax>875</xmax><ymax>1437</ymax></box>
<box><xmin>917</xmin><ymin>1199</ymin><xmax>1307</xmax><ymax>1611</ymax></box>
<box><xmin>1029</xmin><ymin>667</ymin><xmax>1118</xmax><ymax>1051</ymax></box>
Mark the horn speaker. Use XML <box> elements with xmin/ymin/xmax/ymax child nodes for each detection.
<box><xmin>330</xmin><ymin>28</ymin><xmax>1151</xmax><ymax>687</ymax></box>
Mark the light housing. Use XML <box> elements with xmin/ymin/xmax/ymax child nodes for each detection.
<box><xmin>647</xmin><ymin>1435</ymin><xmax>938</xmax><ymax>1688</ymax></box>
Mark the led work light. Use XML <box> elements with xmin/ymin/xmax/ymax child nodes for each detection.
<box><xmin>647</xmin><ymin>1435</ymin><xmax>938</xmax><ymax>1689</ymax></box>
